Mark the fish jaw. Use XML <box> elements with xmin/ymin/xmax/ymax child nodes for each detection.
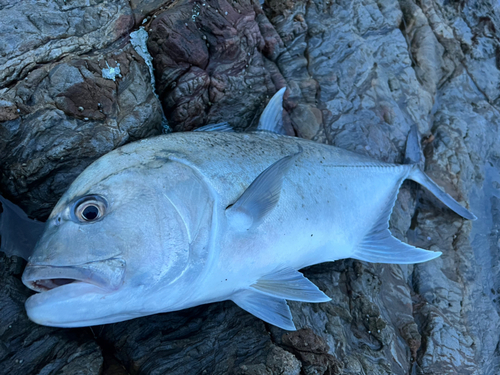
<box><xmin>22</xmin><ymin>258</ymin><xmax>126</xmax><ymax>292</ymax></box>
<box><xmin>24</xmin><ymin>282</ymin><xmax>136</xmax><ymax>327</ymax></box>
<box><xmin>22</xmin><ymin>258</ymin><xmax>131</xmax><ymax>327</ymax></box>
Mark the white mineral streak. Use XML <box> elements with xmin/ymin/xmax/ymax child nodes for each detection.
<box><xmin>130</xmin><ymin>27</ymin><xmax>170</xmax><ymax>132</ymax></box>
<box><xmin>101</xmin><ymin>61</ymin><xmax>121</xmax><ymax>81</ymax></box>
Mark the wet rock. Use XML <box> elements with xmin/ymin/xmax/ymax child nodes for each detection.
<box><xmin>0</xmin><ymin>1</ymin><xmax>134</xmax><ymax>88</ymax></box>
<box><xmin>1</xmin><ymin>0</ymin><xmax>500</xmax><ymax>374</ymax></box>
<box><xmin>0</xmin><ymin>42</ymin><xmax>163</xmax><ymax>218</ymax></box>
<box><xmin>0</xmin><ymin>253</ymin><xmax>103</xmax><ymax>374</ymax></box>
<box><xmin>147</xmin><ymin>0</ymin><xmax>284</xmax><ymax>132</ymax></box>
<box><xmin>282</xmin><ymin>328</ymin><xmax>342</xmax><ymax>375</ymax></box>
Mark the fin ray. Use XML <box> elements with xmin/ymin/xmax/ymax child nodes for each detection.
<box><xmin>251</xmin><ymin>268</ymin><xmax>331</xmax><ymax>302</ymax></box>
<box><xmin>226</xmin><ymin>150</ymin><xmax>301</xmax><ymax>230</ymax></box>
<box><xmin>232</xmin><ymin>289</ymin><xmax>296</xmax><ymax>330</ymax></box>
<box><xmin>408</xmin><ymin>167</ymin><xmax>476</xmax><ymax>220</ymax></box>
<box><xmin>257</xmin><ymin>87</ymin><xmax>286</xmax><ymax>134</ymax></box>
<box><xmin>193</xmin><ymin>122</ymin><xmax>234</xmax><ymax>132</ymax></box>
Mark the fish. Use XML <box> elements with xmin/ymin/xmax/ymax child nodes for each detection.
<box><xmin>20</xmin><ymin>88</ymin><xmax>475</xmax><ymax>330</ymax></box>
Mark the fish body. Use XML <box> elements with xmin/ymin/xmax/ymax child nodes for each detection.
<box><xmin>21</xmin><ymin>89</ymin><xmax>475</xmax><ymax>330</ymax></box>
<box><xmin>22</xmin><ymin>130</ymin><xmax>474</xmax><ymax>329</ymax></box>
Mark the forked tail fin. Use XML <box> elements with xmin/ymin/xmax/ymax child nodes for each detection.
<box><xmin>405</xmin><ymin>125</ymin><xmax>476</xmax><ymax>221</ymax></box>
<box><xmin>408</xmin><ymin>167</ymin><xmax>476</xmax><ymax>220</ymax></box>
<box><xmin>351</xmin><ymin>126</ymin><xmax>475</xmax><ymax>264</ymax></box>
<box><xmin>351</xmin><ymin>182</ymin><xmax>443</xmax><ymax>264</ymax></box>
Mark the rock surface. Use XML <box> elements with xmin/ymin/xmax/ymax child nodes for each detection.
<box><xmin>0</xmin><ymin>0</ymin><xmax>499</xmax><ymax>374</ymax></box>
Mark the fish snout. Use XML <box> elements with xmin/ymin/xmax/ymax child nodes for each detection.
<box><xmin>22</xmin><ymin>258</ymin><xmax>126</xmax><ymax>293</ymax></box>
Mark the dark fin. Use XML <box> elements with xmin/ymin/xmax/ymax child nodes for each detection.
<box><xmin>226</xmin><ymin>149</ymin><xmax>302</xmax><ymax>230</ymax></box>
<box><xmin>193</xmin><ymin>122</ymin><xmax>234</xmax><ymax>132</ymax></box>
<box><xmin>257</xmin><ymin>87</ymin><xmax>286</xmax><ymax>134</ymax></box>
<box><xmin>404</xmin><ymin>125</ymin><xmax>422</xmax><ymax>164</ymax></box>
<box><xmin>251</xmin><ymin>268</ymin><xmax>331</xmax><ymax>302</ymax></box>
<box><xmin>232</xmin><ymin>289</ymin><xmax>296</xmax><ymax>330</ymax></box>
<box><xmin>404</xmin><ymin>126</ymin><xmax>476</xmax><ymax>220</ymax></box>
<box><xmin>351</xmin><ymin>185</ymin><xmax>442</xmax><ymax>264</ymax></box>
<box><xmin>408</xmin><ymin>167</ymin><xmax>477</xmax><ymax>220</ymax></box>
<box><xmin>0</xmin><ymin>195</ymin><xmax>45</xmax><ymax>260</ymax></box>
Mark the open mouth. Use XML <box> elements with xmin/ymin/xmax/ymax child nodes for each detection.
<box><xmin>22</xmin><ymin>258</ymin><xmax>126</xmax><ymax>293</ymax></box>
<box><xmin>31</xmin><ymin>278</ymin><xmax>76</xmax><ymax>291</ymax></box>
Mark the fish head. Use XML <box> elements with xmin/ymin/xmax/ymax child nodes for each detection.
<box><xmin>22</xmin><ymin>143</ymin><xmax>214</xmax><ymax>327</ymax></box>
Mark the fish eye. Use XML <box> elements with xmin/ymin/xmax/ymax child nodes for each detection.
<box><xmin>73</xmin><ymin>196</ymin><xmax>107</xmax><ymax>223</ymax></box>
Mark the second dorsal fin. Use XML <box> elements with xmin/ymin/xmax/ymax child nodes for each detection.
<box><xmin>257</xmin><ymin>87</ymin><xmax>287</xmax><ymax>134</ymax></box>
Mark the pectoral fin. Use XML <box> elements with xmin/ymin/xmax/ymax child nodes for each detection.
<box><xmin>226</xmin><ymin>150</ymin><xmax>301</xmax><ymax>230</ymax></box>
<box><xmin>251</xmin><ymin>268</ymin><xmax>331</xmax><ymax>302</ymax></box>
<box><xmin>232</xmin><ymin>289</ymin><xmax>296</xmax><ymax>330</ymax></box>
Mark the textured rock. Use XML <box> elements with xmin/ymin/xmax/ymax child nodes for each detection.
<box><xmin>1</xmin><ymin>0</ymin><xmax>499</xmax><ymax>374</ymax></box>
<box><xmin>147</xmin><ymin>0</ymin><xmax>287</xmax><ymax>132</ymax></box>
<box><xmin>0</xmin><ymin>35</ymin><xmax>163</xmax><ymax>218</ymax></box>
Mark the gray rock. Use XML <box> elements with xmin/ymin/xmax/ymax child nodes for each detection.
<box><xmin>1</xmin><ymin>0</ymin><xmax>499</xmax><ymax>374</ymax></box>
<box><xmin>0</xmin><ymin>42</ymin><xmax>163</xmax><ymax>218</ymax></box>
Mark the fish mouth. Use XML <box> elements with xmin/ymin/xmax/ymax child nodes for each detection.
<box><xmin>22</xmin><ymin>258</ymin><xmax>126</xmax><ymax>293</ymax></box>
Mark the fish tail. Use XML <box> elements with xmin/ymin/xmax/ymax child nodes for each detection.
<box><xmin>408</xmin><ymin>167</ymin><xmax>476</xmax><ymax>220</ymax></box>
<box><xmin>404</xmin><ymin>125</ymin><xmax>476</xmax><ymax>220</ymax></box>
<box><xmin>404</xmin><ymin>125</ymin><xmax>422</xmax><ymax>164</ymax></box>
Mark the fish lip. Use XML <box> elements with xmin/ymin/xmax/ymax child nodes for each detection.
<box><xmin>22</xmin><ymin>258</ymin><xmax>126</xmax><ymax>293</ymax></box>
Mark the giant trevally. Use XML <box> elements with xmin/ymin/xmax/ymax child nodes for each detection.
<box><xmin>20</xmin><ymin>88</ymin><xmax>475</xmax><ymax>330</ymax></box>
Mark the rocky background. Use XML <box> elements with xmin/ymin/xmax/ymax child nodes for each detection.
<box><xmin>0</xmin><ymin>0</ymin><xmax>499</xmax><ymax>374</ymax></box>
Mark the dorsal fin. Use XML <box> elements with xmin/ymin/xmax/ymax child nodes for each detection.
<box><xmin>257</xmin><ymin>87</ymin><xmax>287</xmax><ymax>134</ymax></box>
<box><xmin>408</xmin><ymin>167</ymin><xmax>476</xmax><ymax>220</ymax></box>
<box><xmin>404</xmin><ymin>125</ymin><xmax>422</xmax><ymax>164</ymax></box>
<box><xmin>193</xmin><ymin>122</ymin><xmax>234</xmax><ymax>132</ymax></box>
<box><xmin>226</xmin><ymin>149</ymin><xmax>301</xmax><ymax>230</ymax></box>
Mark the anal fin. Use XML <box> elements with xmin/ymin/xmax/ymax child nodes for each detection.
<box><xmin>251</xmin><ymin>268</ymin><xmax>331</xmax><ymax>302</ymax></box>
<box><xmin>232</xmin><ymin>289</ymin><xmax>296</xmax><ymax>330</ymax></box>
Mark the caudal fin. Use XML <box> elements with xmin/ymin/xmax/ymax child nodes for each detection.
<box><xmin>408</xmin><ymin>167</ymin><xmax>476</xmax><ymax>220</ymax></box>
<box><xmin>351</xmin><ymin>183</ymin><xmax>442</xmax><ymax>264</ymax></box>
<box><xmin>352</xmin><ymin>126</ymin><xmax>475</xmax><ymax>264</ymax></box>
<box><xmin>404</xmin><ymin>125</ymin><xmax>476</xmax><ymax>220</ymax></box>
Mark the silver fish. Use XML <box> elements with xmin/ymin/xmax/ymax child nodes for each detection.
<box><xmin>22</xmin><ymin>89</ymin><xmax>475</xmax><ymax>330</ymax></box>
